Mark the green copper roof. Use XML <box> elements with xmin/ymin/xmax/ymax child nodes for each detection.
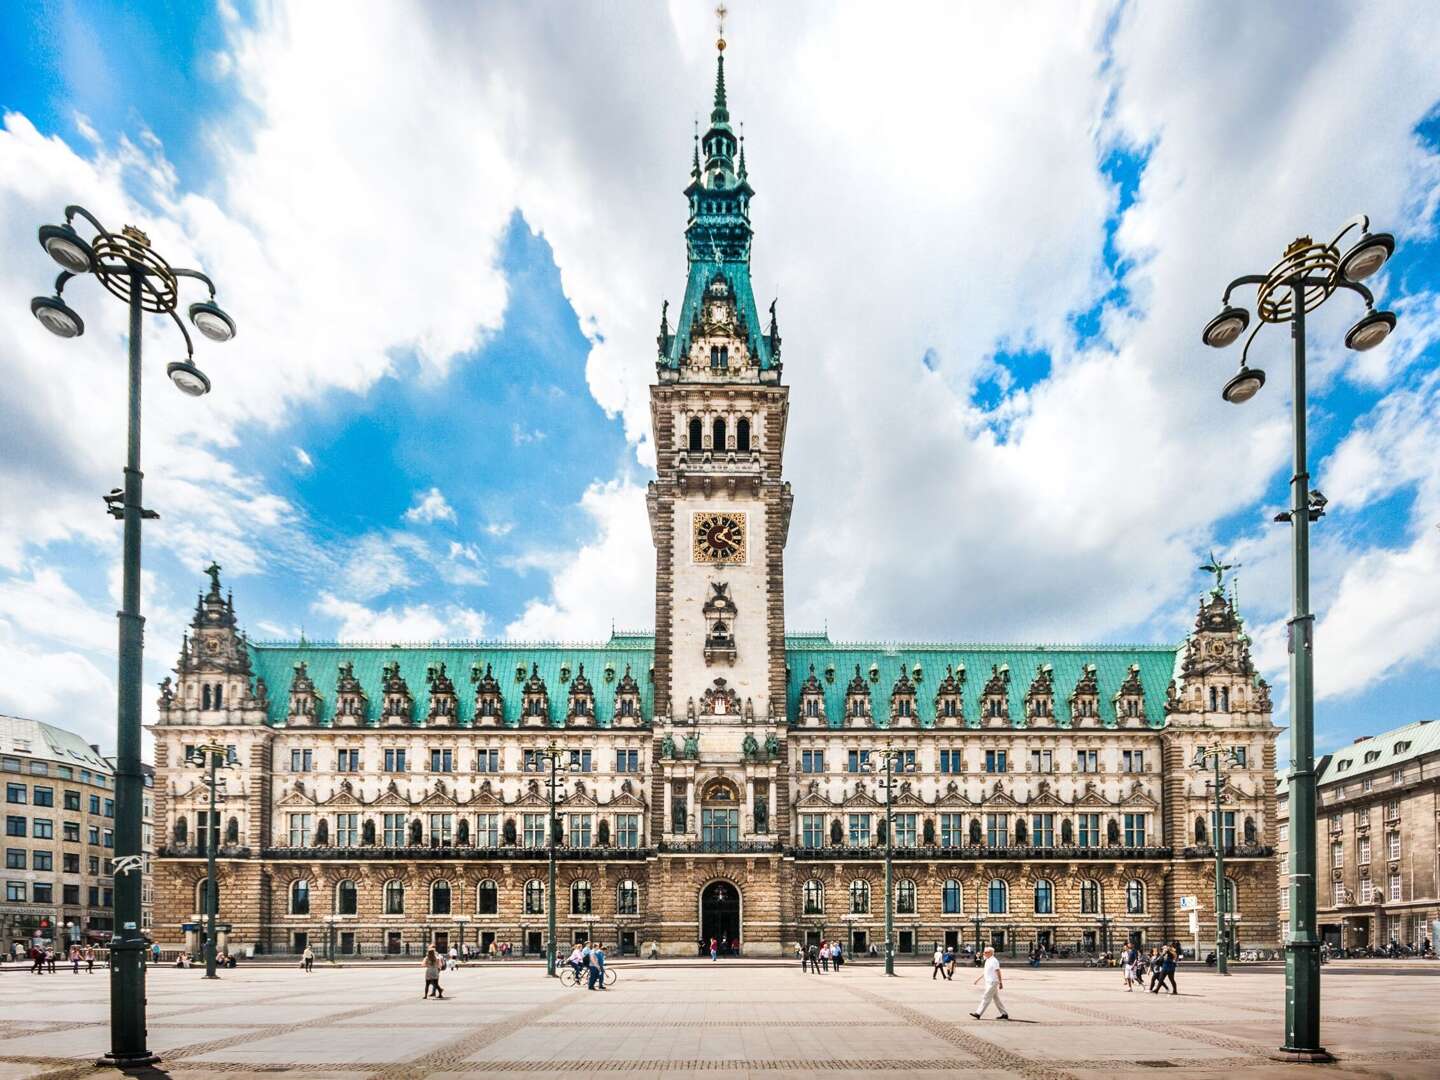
<box><xmin>1319</xmin><ymin>719</ymin><xmax>1440</xmax><ymax>785</ymax></box>
<box><xmin>248</xmin><ymin>633</ymin><xmax>1181</xmax><ymax>730</ymax></box>
<box><xmin>785</xmin><ymin>641</ymin><xmax>1180</xmax><ymax>730</ymax></box>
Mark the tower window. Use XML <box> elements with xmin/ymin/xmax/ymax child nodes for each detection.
<box><xmin>712</xmin><ymin>417</ymin><xmax>726</xmax><ymax>451</ymax></box>
<box><xmin>736</xmin><ymin>417</ymin><xmax>750</xmax><ymax>451</ymax></box>
<box><xmin>719</xmin><ymin>345</ymin><xmax>728</xmax><ymax>370</ymax></box>
<box><xmin>710</xmin><ymin>346</ymin><xmax>720</xmax><ymax>370</ymax></box>
<box><xmin>689</xmin><ymin>417</ymin><xmax>703</xmax><ymax>451</ymax></box>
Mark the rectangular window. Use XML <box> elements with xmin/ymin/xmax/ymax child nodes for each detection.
<box><xmin>88</xmin><ymin>856</ymin><xmax>99</xmax><ymax>874</ymax></box>
<box><xmin>1385</xmin><ymin>800</ymin><xmax>1399</xmax><ymax>820</ymax></box>
<box><xmin>64</xmin><ymin>790</ymin><xmax>81</xmax><ymax>811</ymax></box>
<box><xmin>288</xmin><ymin>813</ymin><xmax>313</xmax><ymax>846</ymax></box>
<box><xmin>1231</xmin><ymin>746</ymin><xmax>1247</xmax><ymax>767</ymax></box>
<box><xmin>1124</xmin><ymin>813</ymin><xmax>1146</xmax><ymax>847</ymax></box>
<box><xmin>847</xmin><ymin>813</ymin><xmax>871</xmax><ymax>847</ymax></box>
<box><xmin>33</xmin><ymin>818</ymin><xmax>53</xmax><ymax>840</ymax></box>
<box><xmin>986</xmin><ymin>813</ymin><xmax>1009</xmax><ymax>847</ymax></box>
<box><xmin>701</xmin><ymin>807</ymin><xmax>738</xmax><ymax>848</ymax></box>
<box><xmin>89</xmin><ymin>794</ymin><xmax>101</xmax><ymax>814</ymax></box>
<box><xmin>1279</xmin><ymin>823</ymin><xmax>1289</xmax><ymax>842</ymax></box>
<box><xmin>290</xmin><ymin>749</ymin><xmax>313</xmax><ymax>772</ymax></box>
<box><xmin>1030</xmin><ymin>813</ymin><xmax>1054</xmax><ymax>847</ymax></box>
<box><xmin>1358</xmin><ymin>835</ymin><xmax>1370</xmax><ymax>863</ymax></box>
<box><xmin>383</xmin><ymin>749</ymin><xmax>407</xmax><ymax>772</ymax></box>
<box><xmin>430</xmin><ymin>749</ymin><xmax>454</xmax><ymax>773</ymax></box>
<box><xmin>846</xmin><ymin>749</ymin><xmax>871</xmax><ymax>773</ymax></box>
<box><xmin>429</xmin><ymin>813</ymin><xmax>453</xmax><ymax>846</ymax></box>
<box><xmin>5</xmin><ymin>881</ymin><xmax>24</xmax><ymax>902</ymax></box>
<box><xmin>89</xmin><ymin>825</ymin><xmax>100</xmax><ymax>845</ymax></box>
<box><xmin>4</xmin><ymin>816</ymin><xmax>23</xmax><ymax>837</ymax></box>
<box><xmin>1361</xmin><ymin>777</ymin><xmax>1373</xmax><ymax>792</ymax></box>
<box><xmin>1029</xmin><ymin>749</ymin><xmax>1053</xmax><ymax>773</ymax></box>
<box><xmin>615</xmin><ymin>750</ymin><xmax>640</xmax><ymax>773</ymax></box>
<box><xmin>895</xmin><ymin>749</ymin><xmax>917</xmax><ymax>772</ymax></box>
<box><xmin>1211</xmin><ymin>810</ymin><xmax>1236</xmax><ymax>849</ymax></box>
<box><xmin>801</xmin><ymin>814</ymin><xmax>825</xmax><ymax>849</ymax></box>
<box><xmin>63</xmin><ymin>883</ymin><xmax>80</xmax><ymax>905</ymax></box>
<box><xmin>336</xmin><ymin>749</ymin><xmax>360</xmax><ymax>772</ymax></box>
<box><xmin>523</xmin><ymin>813</ymin><xmax>547</xmax><ymax>849</ymax></box>
<box><xmin>522</xmin><ymin>749</ymin><xmax>544</xmax><ymax>772</ymax></box>
<box><xmin>32</xmin><ymin>851</ymin><xmax>52</xmax><ymax>871</ymax></box>
<box><xmin>33</xmin><ymin>786</ymin><xmax>53</xmax><ymax>807</ymax></box>
<box><xmin>1076</xmin><ymin>750</ymin><xmax>1098</xmax><ymax>773</ymax></box>
<box><xmin>32</xmin><ymin>881</ymin><xmax>53</xmax><ymax>904</ymax></box>
<box><xmin>939</xmin><ymin>749</ymin><xmax>963</xmax><ymax>774</ymax></box>
<box><xmin>336</xmin><ymin>813</ymin><xmax>359</xmax><ymax>847</ymax></box>
<box><xmin>1121</xmin><ymin>750</ymin><xmax>1145</xmax><ymax>773</ymax></box>
<box><xmin>61</xmin><ymin>850</ymin><xmax>76</xmax><ymax>871</ymax></box>
<box><xmin>1389</xmin><ymin>873</ymin><xmax>1401</xmax><ymax>901</ymax></box>
<box><xmin>103</xmin><ymin>798</ymin><xmax>114</xmax><ymax>817</ymax></box>
<box><xmin>984</xmin><ymin>750</ymin><xmax>1007</xmax><ymax>774</ymax></box>
<box><xmin>476</xmin><ymin>748</ymin><xmax>500</xmax><ymax>773</ymax></box>
<box><xmin>940</xmin><ymin>812</ymin><xmax>965</xmax><ymax>848</ymax></box>
<box><xmin>1330</xmin><ymin>840</ymin><xmax>1343</xmax><ymax>868</ymax></box>
<box><xmin>568</xmin><ymin>749</ymin><xmax>592</xmax><ymax>773</ymax></box>
<box><xmin>1387</xmin><ymin>831</ymin><xmax>1400</xmax><ymax>861</ymax></box>
<box><xmin>568</xmin><ymin>814</ymin><xmax>592</xmax><ymax>847</ymax></box>
<box><xmin>615</xmin><ymin>814</ymin><xmax>639</xmax><ymax>849</ymax></box>
<box><xmin>800</xmin><ymin>749</ymin><xmax>825</xmax><ymax>773</ymax></box>
<box><xmin>1077</xmin><ymin>813</ymin><xmax>1100</xmax><ymax>848</ymax></box>
<box><xmin>1360</xmin><ymin>877</ymin><xmax>1373</xmax><ymax>903</ymax></box>
<box><xmin>383</xmin><ymin>813</ymin><xmax>406</xmax><ymax>847</ymax></box>
<box><xmin>4</xmin><ymin>849</ymin><xmax>22</xmax><ymax>869</ymax></box>
<box><xmin>5</xmin><ymin>783</ymin><xmax>24</xmax><ymax>804</ymax></box>
<box><xmin>471</xmin><ymin>812</ymin><xmax>497</xmax><ymax>847</ymax></box>
<box><xmin>893</xmin><ymin>813</ymin><xmax>916</xmax><ymax>847</ymax></box>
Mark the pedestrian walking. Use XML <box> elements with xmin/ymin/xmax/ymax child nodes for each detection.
<box><xmin>70</xmin><ymin>946</ymin><xmax>80</xmax><ymax>973</ymax></box>
<box><xmin>448</xmin><ymin>945</ymin><xmax>458</xmax><ymax>971</ymax></box>
<box><xmin>969</xmin><ymin>946</ymin><xmax>1009</xmax><ymax>1020</ymax></box>
<box><xmin>1121</xmin><ymin>944</ymin><xmax>1137</xmax><ymax>991</ymax></box>
<box><xmin>84</xmin><ymin>946</ymin><xmax>95</xmax><ymax>974</ymax></box>
<box><xmin>46</xmin><ymin>948</ymin><xmax>56</xmax><ymax>973</ymax></box>
<box><xmin>805</xmin><ymin>942</ymin><xmax>819</xmax><ymax>973</ymax></box>
<box><xmin>302</xmin><ymin>944</ymin><xmax>314</xmax><ymax>972</ymax></box>
<box><xmin>1157</xmin><ymin>946</ymin><xmax>1178</xmax><ymax>994</ymax></box>
<box><xmin>423</xmin><ymin>946</ymin><xmax>445</xmax><ymax>998</ymax></box>
<box><xmin>588</xmin><ymin>941</ymin><xmax>607</xmax><ymax>990</ymax></box>
<box><xmin>832</xmin><ymin>941</ymin><xmax>842</xmax><ymax>971</ymax></box>
<box><xmin>932</xmin><ymin>945</ymin><xmax>945</xmax><ymax>979</ymax></box>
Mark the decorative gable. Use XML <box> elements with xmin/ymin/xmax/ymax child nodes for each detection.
<box><xmin>287</xmin><ymin>661</ymin><xmax>320</xmax><ymax>726</ymax></box>
<box><xmin>381</xmin><ymin>662</ymin><xmax>413</xmax><ymax>727</ymax></box>
<box><xmin>933</xmin><ymin>664</ymin><xmax>965</xmax><ymax>726</ymax></box>
<box><xmin>1069</xmin><ymin>664</ymin><xmax>1099</xmax><ymax>726</ymax></box>
<box><xmin>1114</xmin><ymin>664</ymin><xmax>1146</xmax><ymax>726</ymax></box>
<box><xmin>333</xmin><ymin>661</ymin><xmax>367</xmax><ymax>726</ymax></box>
<box><xmin>1025</xmin><ymin>664</ymin><xmax>1055</xmax><ymax>725</ymax></box>
<box><xmin>520</xmin><ymin>663</ymin><xmax>549</xmax><ymax>727</ymax></box>
<box><xmin>612</xmin><ymin>664</ymin><xmax>643</xmax><ymax>727</ymax></box>
<box><xmin>797</xmin><ymin>665</ymin><xmax>826</xmax><ymax>726</ymax></box>
<box><xmin>470</xmin><ymin>662</ymin><xmax>504</xmax><ymax>726</ymax></box>
<box><xmin>426</xmin><ymin>662</ymin><xmax>458</xmax><ymax>725</ymax></box>
<box><xmin>889</xmin><ymin>667</ymin><xmax>917</xmax><ymax>728</ymax></box>
<box><xmin>981</xmin><ymin>664</ymin><xmax>1010</xmax><ymax>726</ymax></box>
<box><xmin>566</xmin><ymin>663</ymin><xmax>596</xmax><ymax>726</ymax></box>
<box><xmin>843</xmin><ymin>665</ymin><xmax>872</xmax><ymax>727</ymax></box>
<box><xmin>702</xmin><ymin>582</ymin><xmax>738</xmax><ymax>664</ymax></box>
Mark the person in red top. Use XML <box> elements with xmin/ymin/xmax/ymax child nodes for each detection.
<box><xmin>710</xmin><ymin>937</ymin><xmax>718</xmax><ymax>961</ymax></box>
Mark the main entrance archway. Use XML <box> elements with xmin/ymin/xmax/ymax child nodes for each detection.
<box><xmin>699</xmin><ymin>880</ymin><xmax>741</xmax><ymax>955</ymax></box>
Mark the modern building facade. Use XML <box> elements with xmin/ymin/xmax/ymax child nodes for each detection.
<box><xmin>1277</xmin><ymin>719</ymin><xmax>1439</xmax><ymax>951</ymax></box>
<box><xmin>150</xmin><ymin>45</ymin><xmax>1282</xmax><ymax>959</ymax></box>
<box><xmin>2</xmin><ymin>715</ymin><xmax>120</xmax><ymax>953</ymax></box>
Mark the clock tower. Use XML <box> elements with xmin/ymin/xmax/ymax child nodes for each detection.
<box><xmin>648</xmin><ymin>40</ymin><xmax>792</xmax><ymax>851</ymax></box>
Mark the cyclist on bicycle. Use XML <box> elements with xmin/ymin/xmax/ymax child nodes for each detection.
<box><xmin>567</xmin><ymin>944</ymin><xmax>585</xmax><ymax>984</ymax></box>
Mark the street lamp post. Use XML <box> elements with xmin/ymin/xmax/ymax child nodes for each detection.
<box><xmin>455</xmin><ymin>916</ymin><xmax>470</xmax><ymax>960</ymax></box>
<box><xmin>186</xmin><ymin>743</ymin><xmax>236</xmax><ymax>980</ymax></box>
<box><xmin>1193</xmin><ymin>743</ymin><xmax>1244</xmax><ymax>975</ymax></box>
<box><xmin>537</xmin><ymin>744</ymin><xmax>576</xmax><ymax>977</ymax></box>
<box><xmin>1200</xmin><ymin>215</ymin><xmax>1395</xmax><ymax>1059</ymax></box>
<box><xmin>1096</xmin><ymin>915</ymin><xmax>1112</xmax><ymax>957</ymax></box>
<box><xmin>970</xmin><ymin>914</ymin><xmax>984</xmax><ymax>958</ymax></box>
<box><xmin>865</xmin><ymin>748</ymin><xmax>914</xmax><ymax>975</ymax></box>
<box><xmin>29</xmin><ymin>207</ymin><xmax>234</xmax><ymax>1068</ymax></box>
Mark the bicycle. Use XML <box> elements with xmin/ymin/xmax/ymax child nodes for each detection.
<box><xmin>558</xmin><ymin>965</ymin><xmax>616</xmax><ymax>988</ymax></box>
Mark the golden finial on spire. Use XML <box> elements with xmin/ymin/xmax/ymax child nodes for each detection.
<box><xmin>716</xmin><ymin>2</ymin><xmax>727</xmax><ymax>51</ymax></box>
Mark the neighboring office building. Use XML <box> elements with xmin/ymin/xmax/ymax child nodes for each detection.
<box><xmin>1277</xmin><ymin>719</ymin><xmax>1439</xmax><ymax>950</ymax></box>
<box><xmin>2</xmin><ymin>715</ymin><xmax>120</xmax><ymax>953</ymax></box>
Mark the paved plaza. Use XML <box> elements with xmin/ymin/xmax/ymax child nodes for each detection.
<box><xmin>0</xmin><ymin>961</ymin><xmax>1435</xmax><ymax>1079</ymax></box>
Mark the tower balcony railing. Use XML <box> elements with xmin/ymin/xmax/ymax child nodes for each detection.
<box><xmin>256</xmin><ymin>844</ymin><xmax>651</xmax><ymax>861</ymax></box>
<box><xmin>788</xmin><ymin>844</ymin><xmax>1176</xmax><ymax>861</ymax></box>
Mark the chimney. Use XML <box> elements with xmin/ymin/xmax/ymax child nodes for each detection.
<box><xmin>90</xmin><ymin>743</ymin><xmax>101</xmax><ymax>754</ymax></box>
<box><xmin>1352</xmin><ymin>736</ymin><xmax>1371</xmax><ymax>744</ymax></box>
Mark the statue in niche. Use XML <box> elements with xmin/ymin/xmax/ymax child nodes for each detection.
<box><xmin>683</xmin><ymin>733</ymin><xmax>699</xmax><ymax>759</ymax></box>
<box><xmin>754</xmin><ymin>798</ymin><xmax>768</xmax><ymax>834</ymax></box>
<box><xmin>742</xmin><ymin>732</ymin><xmax>758</xmax><ymax>760</ymax></box>
<box><xmin>661</xmin><ymin>735</ymin><xmax>677</xmax><ymax>759</ymax></box>
<box><xmin>763</xmin><ymin>733</ymin><xmax>779</xmax><ymax>759</ymax></box>
<box><xmin>830</xmin><ymin>818</ymin><xmax>844</xmax><ymax>846</ymax></box>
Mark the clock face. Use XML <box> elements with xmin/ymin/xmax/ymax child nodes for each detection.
<box><xmin>693</xmin><ymin>512</ymin><xmax>747</xmax><ymax>564</ymax></box>
<box><xmin>1209</xmin><ymin>641</ymin><xmax>1227</xmax><ymax>657</ymax></box>
<box><xmin>205</xmin><ymin>638</ymin><xmax>220</xmax><ymax>655</ymax></box>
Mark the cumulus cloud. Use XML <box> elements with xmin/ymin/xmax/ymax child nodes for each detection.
<box><xmin>403</xmin><ymin>487</ymin><xmax>458</xmax><ymax>525</ymax></box>
<box><xmin>313</xmin><ymin>591</ymin><xmax>489</xmax><ymax>643</ymax></box>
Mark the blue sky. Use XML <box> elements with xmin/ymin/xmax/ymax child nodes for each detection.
<box><xmin>2</xmin><ymin>2</ymin><xmax>1439</xmax><ymax>761</ymax></box>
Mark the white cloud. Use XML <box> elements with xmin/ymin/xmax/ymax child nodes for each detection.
<box><xmin>510</xmin><ymin>423</ymin><xmax>545</xmax><ymax>446</ymax></box>
<box><xmin>0</xmin><ymin>620</ymin><xmax>114</xmax><ymax>746</ymax></box>
<box><xmin>336</xmin><ymin>534</ymin><xmax>415</xmax><ymax>600</ymax></box>
<box><xmin>293</xmin><ymin>446</ymin><xmax>312</xmax><ymax>470</ymax></box>
<box><xmin>505</xmin><ymin>480</ymin><xmax>653</xmax><ymax>640</ymax></box>
<box><xmin>313</xmin><ymin>591</ymin><xmax>489</xmax><ymax>643</ymax></box>
<box><xmin>403</xmin><ymin>487</ymin><xmax>457</xmax><ymax>525</ymax></box>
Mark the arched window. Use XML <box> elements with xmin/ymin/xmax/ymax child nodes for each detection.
<box><xmin>195</xmin><ymin>877</ymin><xmax>211</xmax><ymax>913</ymax></box>
<box><xmin>803</xmin><ymin>879</ymin><xmax>825</xmax><ymax>915</ymax></box>
<box><xmin>736</xmin><ymin>417</ymin><xmax>750</xmax><ymax>451</ymax></box>
<box><xmin>202</xmin><ymin>685</ymin><xmax>212</xmax><ymax>710</ymax></box>
<box><xmin>214</xmin><ymin>684</ymin><xmax>223</xmax><ymax>708</ymax></box>
<box><xmin>896</xmin><ymin>878</ymin><xmax>917</xmax><ymax>915</ymax></box>
<box><xmin>1126</xmin><ymin>879</ymin><xmax>1145</xmax><ymax>914</ymax></box>
<box><xmin>1209</xmin><ymin>687</ymin><xmax>1217</xmax><ymax>712</ymax></box>
<box><xmin>384</xmin><ymin>879</ymin><xmax>405</xmax><ymax>915</ymax></box>
<box><xmin>1033</xmin><ymin>878</ymin><xmax>1053</xmax><ymax>915</ymax></box>
<box><xmin>688</xmin><ymin>417</ymin><xmax>703</xmax><ymax>451</ymax></box>
<box><xmin>290</xmin><ymin>879</ymin><xmax>310</xmax><ymax>915</ymax></box>
<box><xmin>719</xmin><ymin>345</ymin><xmax>728</xmax><ymax>370</ymax></box>
<box><xmin>1220</xmin><ymin>686</ymin><xmax>1229</xmax><ymax>711</ymax></box>
<box><xmin>849</xmin><ymin>879</ymin><xmax>870</xmax><ymax>914</ymax></box>
<box><xmin>476</xmin><ymin>879</ymin><xmax>498</xmax><ymax>915</ymax></box>
<box><xmin>431</xmin><ymin>880</ymin><xmax>451</xmax><ymax>915</ymax></box>
<box><xmin>710</xmin><ymin>345</ymin><xmax>720</xmax><ymax>369</ymax></box>
<box><xmin>335</xmin><ymin>879</ymin><xmax>357</xmax><ymax>915</ymax></box>
<box><xmin>988</xmin><ymin>878</ymin><xmax>1008</xmax><ymax>914</ymax></box>
<box><xmin>943</xmin><ymin>879</ymin><xmax>963</xmax><ymax>914</ymax></box>
<box><xmin>712</xmin><ymin>417</ymin><xmax>726</xmax><ymax>451</ymax></box>
<box><xmin>570</xmin><ymin>879</ymin><xmax>592</xmax><ymax>914</ymax></box>
<box><xmin>617</xmin><ymin>879</ymin><xmax>639</xmax><ymax>915</ymax></box>
<box><xmin>1080</xmin><ymin>878</ymin><xmax>1100</xmax><ymax>914</ymax></box>
<box><xmin>524</xmin><ymin>879</ymin><xmax>545</xmax><ymax>915</ymax></box>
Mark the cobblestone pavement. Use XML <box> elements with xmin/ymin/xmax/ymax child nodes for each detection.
<box><xmin>0</xmin><ymin>961</ymin><xmax>1435</xmax><ymax>1078</ymax></box>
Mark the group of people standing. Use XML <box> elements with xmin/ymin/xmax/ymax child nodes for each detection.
<box><xmin>1121</xmin><ymin>942</ymin><xmax>1181</xmax><ymax>993</ymax></box>
<box><xmin>800</xmin><ymin>939</ymin><xmax>845</xmax><ymax>972</ymax></box>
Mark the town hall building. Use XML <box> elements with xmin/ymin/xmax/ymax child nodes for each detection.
<box><xmin>150</xmin><ymin>43</ymin><xmax>1281</xmax><ymax>960</ymax></box>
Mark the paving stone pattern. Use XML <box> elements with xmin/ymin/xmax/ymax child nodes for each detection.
<box><xmin>0</xmin><ymin>961</ymin><xmax>1435</xmax><ymax>1078</ymax></box>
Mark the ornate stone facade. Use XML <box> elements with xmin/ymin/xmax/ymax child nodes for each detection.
<box><xmin>150</xmin><ymin>47</ymin><xmax>1281</xmax><ymax>960</ymax></box>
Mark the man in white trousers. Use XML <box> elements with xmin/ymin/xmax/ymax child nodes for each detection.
<box><xmin>970</xmin><ymin>945</ymin><xmax>1009</xmax><ymax>1020</ymax></box>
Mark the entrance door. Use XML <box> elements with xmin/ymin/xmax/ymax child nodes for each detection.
<box><xmin>479</xmin><ymin>931</ymin><xmax>496</xmax><ymax>955</ymax></box>
<box><xmin>1081</xmin><ymin>930</ymin><xmax>1096</xmax><ymax>952</ymax></box>
<box><xmin>699</xmin><ymin>881</ymin><xmax>741</xmax><ymax>954</ymax></box>
<box><xmin>944</xmin><ymin>929</ymin><xmax>959</xmax><ymax>951</ymax></box>
<box><xmin>1036</xmin><ymin>930</ymin><xmax>1052</xmax><ymax>950</ymax></box>
<box><xmin>989</xmin><ymin>930</ymin><xmax>1006</xmax><ymax>950</ymax></box>
<box><xmin>851</xmin><ymin>929</ymin><xmax>869</xmax><ymax>954</ymax></box>
<box><xmin>898</xmin><ymin>930</ymin><xmax>915</xmax><ymax>955</ymax></box>
<box><xmin>525</xmin><ymin>931</ymin><xmax>543</xmax><ymax>955</ymax></box>
<box><xmin>619</xmin><ymin>930</ymin><xmax>636</xmax><ymax>956</ymax></box>
<box><xmin>804</xmin><ymin>929</ymin><xmax>821</xmax><ymax>950</ymax></box>
<box><xmin>433</xmin><ymin>932</ymin><xmax>449</xmax><ymax>954</ymax></box>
